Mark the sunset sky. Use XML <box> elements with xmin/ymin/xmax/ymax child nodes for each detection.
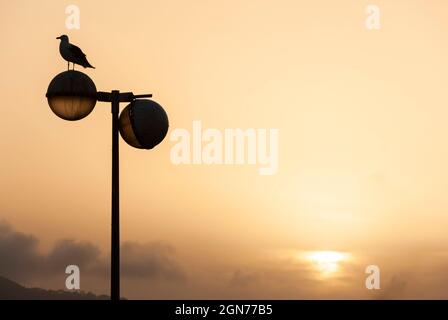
<box><xmin>2</xmin><ymin>0</ymin><xmax>448</xmax><ymax>299</ymax></box>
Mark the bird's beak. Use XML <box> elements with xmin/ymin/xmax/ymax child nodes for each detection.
<box><xmin>56</xmin><ymin>36</ymin><xmax>61</xmax><ymax>40</ymax></box>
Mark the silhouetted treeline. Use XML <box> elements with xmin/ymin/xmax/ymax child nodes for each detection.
<box><xmin>0</xmin><ymin>276</ymin><xmax>109</xmax><ymax>300</ymax></box>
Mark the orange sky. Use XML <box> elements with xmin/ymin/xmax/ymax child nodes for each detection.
<box><xmin>2</xmin><ymin>0</ymin><xmax>448</xmax><ymax>298</ymax></box>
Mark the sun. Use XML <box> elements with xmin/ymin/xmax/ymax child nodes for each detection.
<box><xmin>303</xmin><ymin>251</ymin><xmax>349</xmax><ymax>277</ymax></box>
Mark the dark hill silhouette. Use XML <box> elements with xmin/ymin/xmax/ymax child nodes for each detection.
<box><xmin>0</xmin><ymin>276</ymin><xmax>109</xmax><ymax>300</ymax></box>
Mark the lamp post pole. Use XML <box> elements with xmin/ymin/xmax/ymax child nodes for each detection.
<box><xmin>95</xmin><ymin>90</ymin><xmax>153</xmax><ymax>301</ymax></box>
<box><xmin>111</xmin><ymin>90</ymin><xmax>120</xmax><ymax>301</ymax></box>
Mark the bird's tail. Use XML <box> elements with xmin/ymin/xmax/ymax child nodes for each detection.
<box><xmin>83</xmin><ymin>60</ymin><xmax>95</xmax><ymax>69</ymax></box>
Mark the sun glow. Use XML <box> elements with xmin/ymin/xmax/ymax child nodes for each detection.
<box><xmin>303</xmin><ymin>251</ymin><xmax>349</xmax><ymax>277</ymax></box>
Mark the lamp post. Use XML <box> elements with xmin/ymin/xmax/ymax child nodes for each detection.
<box><xmin>46</xmin><ymin>70</ymin><xmax>169</xmax><ymax>301</ymax></box>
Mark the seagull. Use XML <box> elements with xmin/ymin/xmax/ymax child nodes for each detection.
<box><xmin>56</xmin><ymin>35</ymin><xmax>95</xmax><ymax>70</ymax></box>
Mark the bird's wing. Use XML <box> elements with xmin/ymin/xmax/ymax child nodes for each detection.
<box><xmin>69</xmin><ymin>44</ymin><xmax>86</xmax><ymax>57</ymax></box>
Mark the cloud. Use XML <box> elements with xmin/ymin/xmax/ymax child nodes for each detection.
<box><xmin>377</xmin><ymin>274</ymin><xmax>408</xmax><ymax>299</ymax></box>
<box><xmin>0</xmin><ymin>222</ymin><xmax>42</xmax><ymax>281</ymax></box>
<box><xmin>46</xmin><ymin>239</ymin><xmax>101</xmax><ymax>273</ymax></box>
<box><xmin>121</xmin><ymin>242</ymin><xmax>185</xmax><ymax>280</ymax></box>
<box><xmin>228</xmin><ymin>269</ymin><xmax>259</xmax><ymax>287</ymax></box>
<box><xmin>0</xmin><ymin>221</ymin><xmax>184</xmax><ymax>286</ymax></box>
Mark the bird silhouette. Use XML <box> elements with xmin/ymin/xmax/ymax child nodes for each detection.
<box><xmin>56</xmin><ymin>35</ymin><xmax>95</xmax><ymax>70</ymax></box>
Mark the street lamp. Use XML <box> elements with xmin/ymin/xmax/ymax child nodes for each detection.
<box><xmin>46</xmin><ymin>70</ymin><xmax>169</xmax><ymax>301</ymax></box>
<box><xmin>119</xmin><ymin>99</ymin><xmax>169</xmax><ymax>149</ymax></box>
<box><xmin>47</xmin><ymin>71</ymin><xmax>97</xmax><ymax>120</ymax></box>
